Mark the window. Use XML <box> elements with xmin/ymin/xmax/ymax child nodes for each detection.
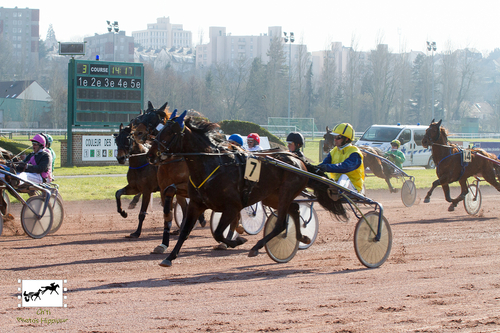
<box><xmin>413</xmin><ymin>130</ymin><xmax>426</xmax><ymax>145</ymax></box>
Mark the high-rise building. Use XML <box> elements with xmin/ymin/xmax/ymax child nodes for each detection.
<box><xmin>0</xmin><ymin>6</ymin><xmax>40</xmax><ymax>71</ymax></box>
<box><xmin>84</xmin><ymin>31</ymin><xmax>135</xmax><ymax>62</ymax></box>
<box><xmin>195</xmin><ymin>26</ymin><xmax>306</xmax><ymax>68</ymax></box>
<box><xmin>132</xmin><ymin>17</ymin><xmax>192</xmax><ymax>50</ymax></box>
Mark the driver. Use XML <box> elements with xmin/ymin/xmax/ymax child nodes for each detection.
<box><xmin>317</xmin><ymin>123</ymin><xmax>365</xmax><ymax>194</ymax></box>
<box><xmin>286</xmin><ymin>132</ymin><xmax>305</xmax><ymax>158</ymax></box>
<box><xmin>384</xmin><ymin>139</ymin><xmax>406</xmax><ymax>169</ymax></box>
<box><xmin>15</xmin><ymin>134</ymin><xmax>53</xmax><ymax>184</ymax></box>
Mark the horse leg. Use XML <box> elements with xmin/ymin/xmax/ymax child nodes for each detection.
<box><xmin>385</xmin><ymin>177</ymin><xmax>397</xmax><ymax>193</ymax></box>
<box><xmin>249</xmin><ymin>204</ymin><xmax>291</xmax><ymax>257</ymax></box>
<box><xmin>126</xmin><ymin>191</ymin><xmax>151</xmax><ymax>238</ymax></box>
<box><xmin>160</xmin><ymin>202</ymin><xmax>206</xmax><ymax>267</ymax></box>
<box><xmin>447</xmin><ymin>181</ymin><xmax>468</xmax><ymax>212</ymax></box>
<box><xmin>423</xmin><ymin>179</ymin><xmax>441</xmax><ymax>203</ymax></box>
<box><xmin>289</xmin><ymin>202</ymin><xmax>310</xmax><ymax>245</ymax></box>
<box><xmin>128</xmin><ymin>193</ymin><xmax>142</xmax><ymax>210</ymax></box>
<box><xmin>213</xmin><ymin>210</ymin><xmax>248</xmax><ymax>248</ymax></box>
<box><xmin>115</xmin><ymin>188</ymin><xmax>128</xmax><ymax>218</ymax></box>
<box><xmin>152</xmin><ymin>185</ymin><xmax>177</xmax><ymax>254</ymax></box>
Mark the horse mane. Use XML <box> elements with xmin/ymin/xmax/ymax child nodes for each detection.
<box><xmin>184</xmin><ymin>117</ymin><xmax>226</xmax><ymax>147</ymax></box>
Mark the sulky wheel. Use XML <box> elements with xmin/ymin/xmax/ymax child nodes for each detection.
<box><xmin>49</xmin><ymin>193</ymin><xmax>64</xmax><ymax>233</ymax></box>
<box><xmin>401</xmin><ymin>179</ymin><xmax>417</xmax><ymax>207</ymax></box>
<box><xmin>464</xmin><ymin>182</ymin><xmax>482</xmax><ymax>215</ymax></box>
<box><xmin>174</xmin><ymin>198</ymin><xmax>204</xmax><ymax>228</ymax></box>
<box><xmin>298</xmin><ymin>203</ymin><xmax>319</xmax><ymax>250</ymax></box>
<box><xmin>240</xmin><ymin>202</ymin><xmax>266</xmax><ymax>235</ymax></box>
<box><xmin>354</xmin><ymin>211</ymin><xmax>392</xmax><ymax>268</ymax></box>
<box><xmin>209</xmin><ymin>211</ymin><xmax>240</xmax><ymax>241</ymax></box>
<box><xmin>264</xmin><ymin>213</ymin><xmax>299</xmax><ymax>263</ymax></box>
<box><xmin>21</xmin><ymin>196</ymin><xmax>53</xmax><ymax>239</ymax></box>
<box><xmin>0</xmin><ymin>212</ymin><xmax>3</xmax><ymax>236</ymax></box>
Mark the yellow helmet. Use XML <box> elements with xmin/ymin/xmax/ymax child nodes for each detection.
<box><xmin>391</xmin><ymin>139</ymin><xmax>401</xmax><ymax>148</ymax></box>
<box><xmin>332</xmin><ymin>123</ymin><xmax>355</xmax><ymax>141</ymax></box>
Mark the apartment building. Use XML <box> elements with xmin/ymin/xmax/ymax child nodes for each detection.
<box><xmin>132</xmin><ymin>17</ymin><xmax>192</xmax><ymax>50</ymax></box>
<box><xmin>0</xmin><ymin>6</ymin><xmax>40</xmax><ymax>70</ymax></box>
<box><xmin>84</xmin><ymin>31</ymin><xmax>135</xmax><ymax>62</ymax></box>
<box><xmin>196</xmin><ymin>26</ymin><xmax>306</xmax><ymax>68</ymax></box>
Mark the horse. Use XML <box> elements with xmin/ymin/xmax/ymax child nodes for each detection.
<box><xmin>421</xmin><ymin>119</ymin><xmax>500</xmax><ymax>211</ymax></box>
<box><xmin>130</xmin><ymin>102</ymin><xmax>206</xmax><ymax>253</ymax></box>
<box><xmin>323</xmin><ymin>126</ymin><xmax>397</xmax><ymax>192</ymax></box>
<box><xmin>114</xmin><ymin>123</ymin><xmax>160</xmax><ymax>238</ymax></box>
<box><xmin>41</xmin><ymin>282</ymin><xmax>60</xmax><ymax>295</ymax></box>
<box><xmin>147</xmin><ymin>111</ymin><xmax>347</xmax><ymax>267</ymax></box>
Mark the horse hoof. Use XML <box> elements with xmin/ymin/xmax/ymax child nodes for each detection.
<box><xmin>248</xmin><ymin>249</ymin><xmax>259</xmax><ymax>257</ymax></box>
<box><xmin>213</xmin><ymin>243</ymin><xmax>228</xmax><ymax>250</ymax></box>
<box><xmin>236</xmin><ymin>236</ymin><xmax>248</xmax><ymax>245</ymax></box>
<box><xmin>128</xmin><ymin>203</ymin><xmax>136</xmax><ymax>210</ymax></box>
<box><xmin>448</xmin><ymin>206</ymin><xmax>455</xmax><ymax>212</ymax></box>
<box><xmin>152</xmin><ymin>244</ymin><xmax>167</xmax><ymax>254</ymax></box>
<box><xmin>159</xmin><ymin>259</ymin><xmax>172</xmax><ymax>267</ymax></box>
<box><xmin>199</xmin><ymin>219</ymin><xmax>207</xmax><ymax>228</ymax></box>
<box><xmin>300</xmin><ymin>236</ymin><xmax>311</xmax><ymax>245</ymax></box>
<box><xmin>391</xmin><ymin>188</ymin><xmax>398</xmax><ymax>193</ymax></box>
<box><xmin>125</xmin><ymin>232</ymin><xmax>140</xmax><ymax>239</ymax></box>
<box><xmin>120</xmin><ymin>211</ymin><xmax>128</xmax><ymax>218</ymax></box>
<box><xmin>423</xmin><ymin>198</ymin><xmax>430</xmax><ymax>203</ymax></box>
<box><xmin>171</xmin><ymin>229</ymin><xmax>180</xmax><ymax>236</ymax></box>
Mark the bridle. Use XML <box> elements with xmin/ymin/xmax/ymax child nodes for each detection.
<box><xmin>153</xmin><ymin>121</ymin><xmax>183</xmax><ymax>157</ymax></box>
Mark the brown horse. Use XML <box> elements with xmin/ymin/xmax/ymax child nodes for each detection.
<box><xmin>421</xmin><ymin>119</ymin><xmax>500</xmax><ymax>211</ymax></box>
<box><xmin>131</xmin><ymin>102</ymin><xmax>206</xmax><ymax>254</ymax></box>
<box><xmin>147</xmin><ymin>112</ymin><xmax>347</xmax><ymax>267</ymax></box>
<box><xmin>114</xmin><ymin>123</ymin><xmax>160</xmax><ymax>238</ymax></box>
<box><xmin>323</xmin><ymin>126</ymin><xmax>397</xmax><ymax>192</ymax></box>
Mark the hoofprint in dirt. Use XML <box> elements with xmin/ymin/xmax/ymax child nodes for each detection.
<box><xmin>1</xmin><ymin>187</ymin><xmax>500</xmax><ymax>332</ymax></box>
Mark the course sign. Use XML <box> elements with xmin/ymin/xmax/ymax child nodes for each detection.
<box><xmin>82</xmin><ymin>135</ymin><xmax>117</xmax><ymax>161</ymax></box>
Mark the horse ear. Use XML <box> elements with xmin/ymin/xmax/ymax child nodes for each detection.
<box><xmin>158</xmin><ymin>102</ymin><xmax>168</xmax><ymax>112</ymax></box>
<box><xmin>437</xmin><ymin>119</ymin><xmax>442</xmax><ymax>127</ymax></box>
<box><xmin>326</xmin><ymin>126</ymin><xmax>330</xmax><ymax>133</ymax></box>
<box><xmin>430</xmin><ymin>118</ymin><xmax>435</xmax><ymax>125</ymax></box>
<box><xmin>169</xmin><ymin>109</ymin><xmax>178</xmax><ymax>120</ymax></box>
<box><xmin>119</xmin><ymin>123</ymin><xmax>123</xmax><ymax>131</ymax></box>
<box><xmin>147</xmin><ymin>101</ymin><xmax>154</xmax><ymax>112</ymax></box>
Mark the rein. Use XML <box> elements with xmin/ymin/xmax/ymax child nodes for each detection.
<box><xmin>129</xmin><ymin>162</ymin><xmax>150</xmax><ymax>170</ymax></box>
<box><xmin>189</xmin><ymin>165</ymin><xmax>221</xmax><ymax>189</ymax></box>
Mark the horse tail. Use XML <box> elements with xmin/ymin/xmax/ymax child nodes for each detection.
<box><xmin>303</xmin><ymin>162</ymin><xmax>347</xmax><ymax>220</ymax></box>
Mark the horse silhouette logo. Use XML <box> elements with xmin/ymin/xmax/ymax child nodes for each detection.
<box><xmin>20</xmin><ymin>279</ymin><xmax>66</xmax><ymax>307</ymax></box>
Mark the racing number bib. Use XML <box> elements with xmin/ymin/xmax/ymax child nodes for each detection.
<box><xmin>244</xmin><ymin>157</ymin><xmax>261</xmax><ymax>182</ymax></box>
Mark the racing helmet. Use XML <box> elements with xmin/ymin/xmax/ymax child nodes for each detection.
<box><xmin>228</xmin><ymin>134</ymin><xmax>244</xmax><ymax>146</ymax></box>
<box><xmin>286</xmin><ymin>132</ymin><xmax>304</xmax><ymax>146</ymax></box>
<box><xmin>247</xmin><ymin>133</ymin><xmax>260</xmax><ymax>145</ymax></box>
<box><xmin>332</xmin><ymin>123</ymin><xmax>355</xmax><ymax>141</ymax></box>
<box><xmin>391</xmin><ymin>139</ymin><xmax>401</xmax><ymax>148</ymax></box>
<box><xmin>31</xmin><ymin>134</ymin><xmax>46</xmax><ymax>147</ymax></box>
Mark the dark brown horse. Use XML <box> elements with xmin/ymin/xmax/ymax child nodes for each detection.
<box><xmin>323</xmin><ymin>126</ymin><xmax>397</xmax><ymax>192</ymax></box>
<box><xmin>147</xmin><ymin>112</ymin><xmax>347</xmax><ymax>267</ymax></box>
<box><xmin>131</xmin><ymin>102</ymin><xmax>206</xmax><ymax>254</ymax></box>
<box><xmin>114</xmin><ymin>123</ymin><xmax>160</xmax><ymax>238</ymax></box>
<box><xmin>421</xmin><ymin>119</ymin><xmax>500</xmax><ymax>211</ymax></box>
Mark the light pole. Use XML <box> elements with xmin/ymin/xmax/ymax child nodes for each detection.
<box><xmin>284</xmin><ymin>31</ymin><xmax>294</xmax><ymax>129</ymax></box>
<box><xmin>107</xmin><ymin>20</ymin><xmax>119</xmax><ymax>61</ymax></box>
<box><xmin>427</xmin><ymin>41</ymin><xmax>437</xmax><ymax>120</ymax></box>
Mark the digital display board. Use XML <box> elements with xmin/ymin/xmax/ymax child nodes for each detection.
<box><xmin>59</xmin><ymin>42</ymin><xmax>86</xmax><ymax>55</ymax></box>
<box><xmin>68</xmin><ymin>60</ymin><xmax>144</xmax><ymax>126</ymax></box>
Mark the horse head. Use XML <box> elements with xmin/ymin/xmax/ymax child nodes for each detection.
<box><xmin>132</xmin><ymin>101</ymin><xmax>170</xmax><ymax>144</ymax></box>
<box><xmin>422</xmin><ymin>119</ymin><xmax>444</xmax><ymax>148</ymax></box>
<box><xmin>114</xmin><ymin>123</ymin><xmax>134</xmax><ymax>164</ymax></box>
<box><xmin>148</xmin><ymin>110</ymin><xmax>187</xmax><ymax>164</ymax></box>
<box><xmin>323</xmin><ymin>126</ymin><xmax>335</xmax><ymax>152</ymax></box>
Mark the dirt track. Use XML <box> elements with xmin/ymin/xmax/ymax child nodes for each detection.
<box><xmin>1</xmin><ymin>186</ymin><xmax>500</xmax><ymax>332</ymax></box>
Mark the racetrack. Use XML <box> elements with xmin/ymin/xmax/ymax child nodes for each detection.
<box><xmin>1</xmin><ymin>186</ymin><xmax>500</xmax><ymax>332</ymax></box>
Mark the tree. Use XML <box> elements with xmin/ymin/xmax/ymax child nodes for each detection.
<box><xmin>265</xmin><ymin>37</ymin><xmax>288</xmax><ymax>120</ymax></box>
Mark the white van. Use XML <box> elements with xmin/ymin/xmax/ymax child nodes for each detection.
<box><xmin>355</xmin><ymin>124</ymin><xmax>434</xmax><ymax>168</ymax></box>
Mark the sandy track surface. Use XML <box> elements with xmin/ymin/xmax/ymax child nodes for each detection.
<box><xmin>1</xmin><ymin>186</ymin><xmax>500</xmax><ymax>332</ymax></box>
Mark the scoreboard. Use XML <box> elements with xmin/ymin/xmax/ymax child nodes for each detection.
<box><xmin>68</xmin><ymin>59</ymin><xmax>144</xmax><ymax>126</ymax></box>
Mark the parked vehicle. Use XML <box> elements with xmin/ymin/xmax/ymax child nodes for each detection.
<box><xmin>356</xmin><ymin>124</ymin><xmax>434</xmax><ymax>168</ymax></box>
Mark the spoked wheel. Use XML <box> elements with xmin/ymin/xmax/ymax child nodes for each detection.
<box><xmin>21</xmin><ymin>196</ymin><xmax>54</xmax><ymax>239</ymax></box>
<box><xmin>464</xmin><ymin>182</ymin><xmax>482</xmax><ymax>215</ymax></box>
<box><xmin>240</xmin><ymin>202</ymin><xmax>266</xmax><ymax>235</ymax></box>
<box><xmin>2</xmin><ymin>189</ymin><xmax>10</xmax><ymax>215</ymax></box>
<box><xmin>354</xmin><ymin>211</ymin><xmax>392</xmax><ymax>268</ymax></box>
<box><xmin>49</xmin><ymin>193</ymin><xmax>64</xmax><ymax>233</ymax></box>
<box><xmin>209</xmin><ymin>211</ymin><xmax>240</xmax><ymax>240</ymax></box>
<box><xmin>0</xmin><ymin>213</ymin><xmax>3</xmax><ymax>236</ymax></box>
<box><xmin>298</xmin><ymin>203</ymin><xmax>319</xmax><ymax>249</ymax></box>
<box><xmin>401</xmin><ymin>179</ymin><xmax>417</xmax><ymax>207</ymax></box>
<box><xmin>264</xmin><ymin>213</ymin><xmax>299</xmax><ymax>263</ymax></box>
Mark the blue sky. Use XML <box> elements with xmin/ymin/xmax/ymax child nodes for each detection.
<box><xmin>5</xmin><ymin>0</ymin><xmax>499</xmax><ymax>54</ymax></box>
